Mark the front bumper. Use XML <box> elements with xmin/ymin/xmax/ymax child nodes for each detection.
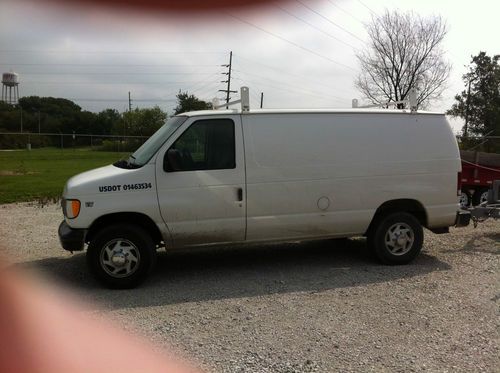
<box><xmin>58</xmin><ymin>221</ymin><xmax>86</xmax><ymax>252</ymax></box>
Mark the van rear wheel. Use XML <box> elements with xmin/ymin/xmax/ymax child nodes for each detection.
<box><xmin>87</xmin><ymin>224</ymin><xmax>156</xmax><ymax>288</ymax></box>
<box><xmin>368</xmin><ymin>212</ymin><xmax>423</xmax><ymax>264</ymax></box>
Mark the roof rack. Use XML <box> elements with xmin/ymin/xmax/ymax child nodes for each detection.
<box><xmin>212</xmin><ymin>86</ymin><xmax>250</xmax><ymax>112</ymax></box>
<box><xmin>352</xmin><ymin>88</ymin><xmax>418</xmax><ymax>113</ymax></box>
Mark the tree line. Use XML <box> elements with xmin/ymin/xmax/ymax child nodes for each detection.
<box><xmin>0</xmin><ymin>92</ymin><xmax>211</xmax><ymax>137</ymax></box>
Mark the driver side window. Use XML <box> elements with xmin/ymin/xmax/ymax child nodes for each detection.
<box><xmin>165</xmin><ymin>119</ymin><xmax>235</xmax><ymax>172</ymax></box>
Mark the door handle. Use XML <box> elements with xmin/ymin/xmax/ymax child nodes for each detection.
<box><xmin>236</xmin><ymin>187</ymin><xmax>243</xmax><ymax>202</ymax></box>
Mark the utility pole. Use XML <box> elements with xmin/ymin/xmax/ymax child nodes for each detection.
<box><xmin>38</xmin><ymin>110</ymin><xmax>41</xmax><ymax>134</ymax></box>
<box><xmin>125</xmin><ymin>92</ymin><xmax>132</xmax><ymax>143</ymax></box>
<box><xmin>260</xmin><ymin>92</ymin><xmax>264</xmax><ymax>108</ymax></box>
<box><xmin>464</xmin><ymin>77</ymin><xmax>473</xmax><ymax>138</ymax></box>
<box><xmin>219</xmin><ymin>51</ymin><xmax>236</xmax><ymax>109</ymax></box>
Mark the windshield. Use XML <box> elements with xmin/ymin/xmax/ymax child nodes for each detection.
<box><xmin>122</xmin><ymin>116</ymin><xmax>188</xmax><ymax>168</ymax></box>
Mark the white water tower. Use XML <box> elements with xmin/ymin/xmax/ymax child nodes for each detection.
<box><xmin>1</xmin><ymin>72</ymin><xmax>20</xmax><ymax>104</ymax></box>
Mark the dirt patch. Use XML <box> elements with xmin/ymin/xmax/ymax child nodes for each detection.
<box><xmin>0</xmin><ymin>170</ymin><xmax>39</xmax><ymax>176</ymax></box>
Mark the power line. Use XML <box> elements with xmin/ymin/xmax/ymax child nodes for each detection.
<box><xmin>0</xmin><ymin>50</ymin><xmax>227</xmax><ymax>55</ymax></box>
<box><xmin>191</xmin><ymin>81</ymin><xmax>223</xmax><ymax>97</ymax></box>
<box><xmin>193</xmin><ymin>85</ymin><xmax>221</xmax><ymax>100</ymax></box>
<box><xmin>295</xmin><ymin>0</ymin><xmax>365</xmax><ymax>43</ymax></box>
<box><xmin>273</xmin><ymin>4</ymin><xmax>358</xmax><ymax>49</ymax></box>
<box><xmin>226</xmin><ymin>12</ymin><xmax>356</xmax><ymax>72</ymax></box>
<box><xmin>356</xmin><ymin>0</ymin><xmax>377</xmax><ymax>16</ymax></box>
<box><xmin>232</xmin><ymin>75</ymin><xmax>346</xmax><ymax>104</ymax></box>
<box><xmin>19</xmin><ymin>71</ymin><xmax>221</xmax><ymax>75</ymax></box>
<box><xmin>21</xmin><ymin>80</ymin><xmax>222</xmax><ymax>85</ymax></box>
<box><xmin>232</xmin><ymin>68</ymin><xmax>347</xmax><ymax>102</ymax></box>
<box><xmin>234</xmin><ymin>77</ymin><xmax>347</xmax><ymax>104</ymax></box>
<box><xmin>233</xmin><ymin>76</ymin><xmax>345</xmax><ymax>106</ymax></box>
<box><xmin>0</xmin><ymin>63</ymin><xmax>221</xmax><ymax>67</ymax></box>
<box><xmin>175</xmin><ymin>70</ymin><xmax>226</xmax><ymax>93</ymax></box>
<box><xmin>66</xmin><ymin>98</ymin><xmax>177</xmax><ymax>102</ymax></box>
<box><xmin>175</xmin><ymin>71</ymin><xmax>225</xmax><ymax>93</ymax></box>
<box><xmin>233</xmin><ymin>55</ymin><xmax>354</xmax><ymax>95</ymax></box>
<box><xmin>250</xmin><ymin>89</ymin><xmax>263</xmax><ymax>106</ymax></box>
<box><xmin>326</xmin><ymin>0</ymin><xmax>365</xmax><ymax>24</ymax></box>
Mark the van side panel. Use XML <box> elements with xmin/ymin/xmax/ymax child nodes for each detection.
<box><xmin>154</xmin><ymin>115</ymin><xmax>247</xmax><ymax>247</ymax></box>
<box><xmin>242</xmin><ymin>113</ymin><xmax>460</xmax><ymax>241</ymax></box>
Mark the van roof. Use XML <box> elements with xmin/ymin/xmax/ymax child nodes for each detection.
<box><xmin>180</xmin><ymin>108</ymin><xmax>445</xmax><ymax>117</ymax></box>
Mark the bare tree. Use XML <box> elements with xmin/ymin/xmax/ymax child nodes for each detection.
<box><xmin>355</xmin><ymin>10</ymin><xmax>451</xmax><ymax>108</ymax></box>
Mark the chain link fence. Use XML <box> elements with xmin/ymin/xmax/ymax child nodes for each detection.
<box><xmin>0</xmin><ymin>132</ymin><xmax>149</xmax><ymax>152</ymax></box>
<box><xmin>1</xmin><ymin>132</ymin><xmax>499</xmax><ymax>154</ymax></box>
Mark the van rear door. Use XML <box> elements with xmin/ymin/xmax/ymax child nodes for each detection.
<box><xmin>155</xmin><ymin>115</ymin><xmax>246</xmax><ymax>247</ymax></box>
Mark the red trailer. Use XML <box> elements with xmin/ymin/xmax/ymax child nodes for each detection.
<box><xmin>460</xmin><ymin>150</ymin><xmax>500</xmax><ymax>207</ymax></box>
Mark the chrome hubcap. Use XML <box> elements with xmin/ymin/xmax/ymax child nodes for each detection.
<box><xmin>459</xmin><ymin>192</ymin><xmax>469</xmax><ymax>208</ymax></box>
<box><xmin>111</xmin><ymin>252</ymin><xmax>127</xmax><ymax>266</ymax></box>
<box><xmin>100</xmin><ymin>239</ymin><xmax>140</xmax><ymax>278</ymax></box>
<box><xmin>384</xmin><ymin>223</ymin><xmax>414</xmax><ymax>256</ymax></box>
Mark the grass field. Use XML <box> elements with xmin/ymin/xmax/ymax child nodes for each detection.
<box><xmin>0</xmin><ymin>148</ymin><xmax>127</xmax><ymax>204</ymax></box>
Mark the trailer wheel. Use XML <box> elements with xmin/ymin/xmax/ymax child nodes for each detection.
<box><xmin>479</xmin><ymin>190</ymin><xmax>490</xmax><ymax>204</ymax></box>
<box><xmin>472</xmin><ymin>188</ymin><xmax>489</xmax><ymax>206</ymax></box>
<box><xmin>459</xmin><ymin>191</ymin><xmax>471</xmax><ymax>208</ymax></box>
<box><xmin>368</xmin><ymin>212</ymin><xmax>423</xmax><ymax>264</ymax></box>
<box><xmin>87</xmin><ymin>224</ymin><xmax>156</xmax><ymax>288</ymax></box>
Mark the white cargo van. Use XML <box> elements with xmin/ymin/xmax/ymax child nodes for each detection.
<box><xmin>59</xmin><ymin>89</ymin><xmax>467</xmax><ymax>288</ymax></box>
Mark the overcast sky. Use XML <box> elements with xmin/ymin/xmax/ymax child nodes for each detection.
<box><xmin>1</xmin><ymin>0</ymin><xmax>499</xmax><ymax>133</ymax></box>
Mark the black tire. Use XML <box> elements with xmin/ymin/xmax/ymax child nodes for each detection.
<box><xmin>87</xmin><ymin>224</ymin><xmax>156</xmax><ymax>289</ymax></box>
<box><xmin>368</xmin><ymin>212</ymin><xmax>423</xmax><ymax>265</ymax></box>
<box><xmin>472</xmin><ymin>188</ymin><xmax>489</xmax><ymax>206</ymax></box>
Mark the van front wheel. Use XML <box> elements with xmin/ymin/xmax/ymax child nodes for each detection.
<box><xmin>87</xmin><ymin>224</ymin><xmax>156</xmax><ymax>288</ymax></box>
<box><xmin>368</xmin><ymin>212</ymin><xmax>423</xmax><ymax>264</ymax></box>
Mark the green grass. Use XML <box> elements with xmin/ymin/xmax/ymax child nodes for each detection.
<box><xmin>0</xmin><ymin>148</ymin><xmax>128</xmax><ymax>204</ymax></box>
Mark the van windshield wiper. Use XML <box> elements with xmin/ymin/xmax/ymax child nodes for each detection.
<box><xmin>126</xmin><ymin>155</ymin><xmax>142</xmax><ymax>168</ymax></box>
<box><xmin>113</xmin><ymin>155</ymin><xmax>141</xmax><ymax>169</ymax></box>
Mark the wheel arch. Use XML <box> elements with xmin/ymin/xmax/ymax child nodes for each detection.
<box><xmin>365</xmin><ymin>199</ymin><xmax>428</xmax><ymax>236</ymax></box>
<box><xmin>86</xmin><ymin>212</ymin><xmax>164</xmax><ymax>246</ymax></box>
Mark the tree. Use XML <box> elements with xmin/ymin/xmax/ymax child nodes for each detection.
<box><xmin>17</xmin><ymin>96</ymin><xmax>84</xmax><ymax>133</ymax></box>
<box><xmin>0</xmin><ymin>101</ymin><xmax>21</xmax><ymax>132</ymax></box>
<box><xmin>117</xmin><ymin>106</ymin><xmax>167</xmax><ymax>137</ymax></box>
<box><xmin>447</xmin><ymin>52</ymin><xmax>500</xmax><ymax>139</ymax></box>
<box><xmin>356</xmin><ymin>10</ymin><xmax>451</xmax><ymax>108</ymax></box>
<box><xmin>94</xmin><ymin>109</ymin><xmax>121</xmax><ymax>135</ymax></box>
<box><xmin>19</xmin><ymin>96</ymin><xmax>82</xmax><ymax>118</ymax></box>
<box><xmin>174</xmin><ymin>92</ymin><xmax>211</xmax><ymax>115</ymax></box>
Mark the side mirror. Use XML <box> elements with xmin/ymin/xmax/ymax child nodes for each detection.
<box><xmin>164</xmin><ymin>148</ymin><xmax>182</xmax><ymax>172</ymax></box>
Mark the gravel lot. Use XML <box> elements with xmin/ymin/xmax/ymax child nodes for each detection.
<box><xmin>0</xmin><ymin>202</ymin><xmax>499</xmax><ymax>372</ymax></box>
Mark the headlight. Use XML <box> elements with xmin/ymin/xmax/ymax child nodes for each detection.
<box><xmin>62</xmin><ymin>198</ymin><xmax>81</xmax><ymax>219</ymax></box>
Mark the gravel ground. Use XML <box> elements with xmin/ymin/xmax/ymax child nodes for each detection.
<box><xmin>0</xmin><ymin>202</ymin><xmax>499</xmax><ymax>372</ymax></box>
